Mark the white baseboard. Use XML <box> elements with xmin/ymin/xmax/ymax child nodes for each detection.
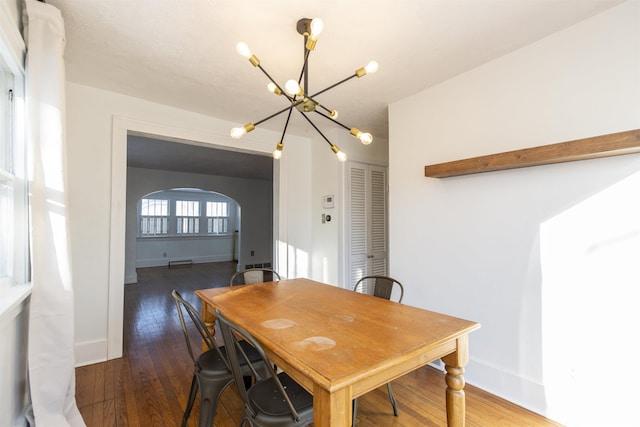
<box><xmin>465</xmin><ymin>358</ymin><xmax>549</xmax><ymax>420</ymax></box>
<box><xmin>125</xmin><ymin>272</ymin><xmax>138</xmax><ymax>284</ymax></box>
<box><xmin>136</xmin><ymin>255</ymin><xmax>232</xmax><ymax>269</ymax></box>
<box><xmin>74</xmin><ymin>339</ymin><xmax>108</xmax><ymax>367</ymax></box>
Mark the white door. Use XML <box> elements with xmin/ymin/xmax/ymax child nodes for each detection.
<box><xmin>346</xmin><ymin>162</ymin><xmax>388</xmax><ymax>288</ymax></box>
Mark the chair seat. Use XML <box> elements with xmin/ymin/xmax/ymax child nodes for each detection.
<box><xmin>198</xmin><ymin>340</ymin><xmax>263</xmax><ymax>378</ymax></box>
<box><xmin>248</xmin><ymin>372</ymin><xmax>313</xmax><ymax>423</ymax></box>
<box><xmin>196</xmin><ymin>349</ymin><xmax>229</xmax><ymax>377</ymax></box>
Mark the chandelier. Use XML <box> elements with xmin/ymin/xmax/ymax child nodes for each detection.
<box><xmin>230</xmin><ymin>18</ymin><xmax>378</xmax><ymax>162</ymax></box>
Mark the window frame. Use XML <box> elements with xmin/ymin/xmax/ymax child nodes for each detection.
<box><xmin>136</xmin><ymin>190</ymin><xmax>235</xmax><ymax>239</ymax></box>
<box><xmin>0</xmin><ymin>18</ymin><xmax>29</xmax><ymax>309</ymax></box>
<box><xmin>206</xmin><ymin>200</ymin><xmax>229</xmax><ymax>235</ymax></box>
<box><xmin>175</xmin><ymin>199</ymin><xmax>200</xmax><ymax>235</ymax></box>
<box><xmin>139</xmin><ymin>198</ymin><xmax>169</xmax><ymax>236</ymax></box>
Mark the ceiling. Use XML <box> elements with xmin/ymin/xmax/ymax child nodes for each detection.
<box><xmin>47</xmin><ymin>0</ymin><xmax>624</xmax><ymax>177</ymax></box>
<box><xmin>127</xmin><ymin>134</ymin><xmax>273</xmax><ymax>180</ymax></box>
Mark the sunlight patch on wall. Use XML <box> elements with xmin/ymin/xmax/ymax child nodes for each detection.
<box><xmin>276</xmin><ymin>240</ymin><xmax>310</xmax><ymax>279</ymax></box>
<box><xmin>540</xmin><ymin>171</ymin><xmax>640</xmax><ymax>426</ymax></box>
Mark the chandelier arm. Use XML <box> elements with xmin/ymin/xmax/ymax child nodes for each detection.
<box><xmin>298</xmin><ymin>111</ymin><xmax>334</xmax><ymax>148</ymax></box>
<box><xmin>299</xmin><ymin>48</ymin><xmax>311</xmax><ymax>93</ymax></box>
<box><xmin>254</xmin><ymin>99</ymin><xmax>305</xmax><ymax>127</ymax></box>
<box><xmin>279</xmin><ymin>108</ymin><xmax>294</xmax><ymax>142</ymax></box>
<box><xmin>313</xmin><ymin>110</ymin><xmax>352</xmax><ymax>132</ymax></box>
<box><xmin>257</xmin><ymin>64</ymin><xmax>294</xmax><ymax>102</ymax></box>
<box><xmin>309</xmin><ymin>74</ymin><xmax>357</xmax><ymax>98</ymax></box>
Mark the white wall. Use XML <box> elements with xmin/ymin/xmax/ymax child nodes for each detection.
<box><xmin>65</xmin><ymin>82</ymin><xmax>313</xmax><ymax>364</ymax></box>
<box><xmin>389</xmin><ymin>2</ymin><xmax>640</xmax><ymax>425</ymax></box>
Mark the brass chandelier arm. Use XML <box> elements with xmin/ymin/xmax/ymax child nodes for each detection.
<box><xmin>257</xmin><ymin>64</ymin><xmax>294</xmax><ymax>101</ymax></box>
<box><xmin>313</xmin><ymin>110</ymin><xmax>351</xmax><ymax>132</ymax></box>
<box><xmin>309</xmin><ymin>73</ymin><xmax>358</xmax><ymax>99</ymax></box>
<box><xmin>253</xmin><ymin>98</ymin><xmax>305</xmax><ymax>127</ymax></box>
<box><xmin>279</xmin><ymin>108</ymin><xmax>294</xmax><ymax>142</ymax></box>
<box><xmin>297</xmin><ymin>49</ymin><xmax>311</xmax><ymax>91</ymax></box>
<box><xmin>297</xmin><ymin>110</ymin><xmax>334</xmax><ymax>148</ymax></box>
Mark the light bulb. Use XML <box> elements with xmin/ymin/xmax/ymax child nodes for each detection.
<box><xmin>365</xmin><ymin>61</ymin><xmax>379</xmax><ymax>74</ymax></box>
<box><xmin>359</xmin><ymin>132</ymin><xmax>373</xmax><ymax>145</ymax></box>
<box><xmin>285</xmin><ymin>79</ymin><xmax>303</xmax><ymax>96</ymax></box>
<box><xmin>310</xmin><ymin>18</ymin><xmax>324</xmax><ymax>38</ymax></box>
<box><xmin>330</xmin><ymin>110</ymin><xmax>339</xmax><ymax>119</ymax></box>
<box><xmin>230</xmin><ymin>127</ymin><xmax>246</xmax><ymax>139</ymax></box>
<box><xmin>230</xmin><ymin>123</ymin><xmax>255</xmax><ymax>139</ymax></box>
<box><xmin>236</xmin><ymin>42</ymin><xmax>251</xmax><ymax>58</ymax></box>
<box><xmin>356</xmin><ymin>61</ymin><xmax>379</xmax><ymax>78</ymax></box>
<box><xmin>331</xmin><ymin>144</ymin><xmax>347</xmax><ymax>162</ymax></box>
<box><xmin>273</xmin><ymin>142</ymin><xmax>283</xmax><ymax>159</ymax></box>
<box><xmin>267</xmin><ymin>82</ymin><xmax>282</xmax><ymax>96</ymax></box>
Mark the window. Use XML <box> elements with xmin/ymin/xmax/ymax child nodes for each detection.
<box><xmin>206</xmin><ymin>201</ymin><xmax>229</xmax><ymax>234</ymax></box>
<box><xmin>137</xmin><ymin>190</ymin><xmax>235</xmax><ymax>238</ymax></box>
<box><xmin>140</xmin><ymin>198</ymin><xmax>168</xmax><ymax>235</ymax></box>
<box><xmin>0</xmin><ymin>52</ymin><xmax>28</xmax><ymax>294</ymax></box>
<box><xmin>176</xmin><ymin>200</ymin><xmax>200</xmax><ymax>234</ymax></box>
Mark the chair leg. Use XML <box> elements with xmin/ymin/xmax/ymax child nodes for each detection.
<box><xmin>197</xmin><ymin>376</ymin><xmax>233</xmax><ymax>427</ymax></box>
<box><xmin>386</xmin><ymin>382</ymin><xmax>398</xmax><ymax>416</ymax></box>
<box><xmin>352</xmin><ymin>398</ymin><xmax>358</xmax><ymax>427</ymax></box>
<box><xmin>182</xmin><ymin>374</ymin><xmax>198</xmax><ymax>427</ymax></box>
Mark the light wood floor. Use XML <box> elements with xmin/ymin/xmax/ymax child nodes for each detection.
<box><xmin>75</xmin><ymin>262</ymin><xmax>563</xmax><ymax>427</ymax></box>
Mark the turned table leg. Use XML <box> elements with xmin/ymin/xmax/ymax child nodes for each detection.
<box><xmin>441</xmin><ymin>335</ymin><xmax>469</xmax><ymax>427</ymax></box>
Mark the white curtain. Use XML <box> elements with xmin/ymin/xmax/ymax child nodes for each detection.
<box><xmin>24</xmin><ymin>1</ymin><xmax>85</xmax><ymax>426</ymax></box>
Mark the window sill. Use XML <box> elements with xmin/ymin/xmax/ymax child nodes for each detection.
<box><xmin>0</xmin><ymin>283</ymin><xmax>31</xmax><ymax>324</ymax></box>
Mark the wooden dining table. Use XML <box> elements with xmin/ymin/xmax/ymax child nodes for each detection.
<box><xmin>195</xmin><ymin>278</ymin><xmax>480</xmax><ymax>427</ymax></box>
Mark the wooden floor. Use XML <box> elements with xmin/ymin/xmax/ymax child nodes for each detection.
<box><xmin>75</xmin><ymin>262</ymin><xmax>563</xmax><ymax>427</ymax></box>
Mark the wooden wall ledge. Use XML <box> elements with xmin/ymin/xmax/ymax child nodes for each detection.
<box><xmin>424</xmin><ymin>129</ymin><xmax>640</xmax><ymax>178</ymax></box>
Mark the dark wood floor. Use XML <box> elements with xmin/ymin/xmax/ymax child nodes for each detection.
<box><xmin>75</xmin><ymin>262</ymin><xmax>563</xmax><ymax>426</ymax></box>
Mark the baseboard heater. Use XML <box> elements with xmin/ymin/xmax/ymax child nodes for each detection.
<box><xmin>168</xmin><ymin>260</ymin><xmax>193</xmax><ymax>268</ymax></box>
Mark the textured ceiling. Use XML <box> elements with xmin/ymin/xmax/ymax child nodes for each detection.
<box><xmin>127</xmin><ymin>135</ymin><xmax>273</xmax><ymax>180</ymax></box>
<box><xmin>48</xmin><ymin>0</ymin><xmax>624</xmax><ymax>177</ymax></box>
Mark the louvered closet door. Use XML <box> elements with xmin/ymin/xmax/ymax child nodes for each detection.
<box><xmin>347</xmin><ymin>162</ymin><xmax>388</xmax><ymax>288</ymax></box>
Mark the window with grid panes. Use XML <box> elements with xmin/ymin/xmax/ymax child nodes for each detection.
<box><xmin>206</xmin><ymin>201</ymin><xmax>228</xmax><ymax>234</ymax></box>
<box><xmin>140</xmin><ymin>198</ymin><xmax>168</xmax><ymax>235</ymax></box>
<box><xmin>176</xmin><ymin>200</ymin><xmax>200</xmax><ymax>234</ymax></box>
<box><xmin>0</xmin><ymin>53</ymin><xmax>28</xmax><ymax>293</ymax></box>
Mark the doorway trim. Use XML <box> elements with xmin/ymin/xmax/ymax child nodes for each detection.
<box><xmin>108</xmin><ymin>116</ymin><xmax>274</xmax><ymax>359</ymax></box>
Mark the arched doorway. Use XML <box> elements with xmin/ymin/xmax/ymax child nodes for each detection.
<box><xmin>131</xmin><ymin>188</ymin><xmax>240</xmax><ymax>273</ymax></box>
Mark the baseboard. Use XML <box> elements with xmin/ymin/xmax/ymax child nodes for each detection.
<box><xmin>465</xmin><ymin>358</ymin><xmax>549</xmax><ymax>419</ymax></box>
<box><xmin>136</xmin><ymin>255</ymin><xmax>232</xmax><ymax>269</ymax></box>
<box><xmin>74</xmin><ymin>339</ymin><xmax>108</xmax><ymax>367</ymax></box>
<box><xmin>125</xmin><ymin>271</ymin><xmax>138</xmax><ymax>284</ymax></box>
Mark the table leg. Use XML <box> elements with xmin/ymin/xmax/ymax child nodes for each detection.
<box><xmin>200</xmin><ymin>301</ymin><xmax>216</xmax><ymax>351</ymax></box>
<box><xmin>312</xmin><ymin>384</ymin><xmax>351</xmax><ymax>427</ymax></box>
<box><xmin>441</xmin><ymin>335</ymin><xmax>469</xmax><ymax>427</ymax></box>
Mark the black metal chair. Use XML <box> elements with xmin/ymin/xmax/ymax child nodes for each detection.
<box><xmin>216</xmin><ymin>309</ymin><xmax>314</xmax><ymax>427</ymax></box>
<box><xmin>230</xmin><ymin>268</ymin><xmax>281</xmax><ymax>286</ymax></box>
<box><xmin>351</xmin><ymin>275</ymin><xmax>405</xmax><ymax>426</ymax></box>
<box><xmin>171</xmin><ymin>290</ymin><xmax>266</xmax><ymax>427</ymax></box>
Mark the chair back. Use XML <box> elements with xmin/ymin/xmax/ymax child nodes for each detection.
<box><xmin>216</xmin><ymin>309</ymin><xmax>302</xmax><ymax>422</ymax></box>
<box><xmin>171</xmin><ymin>290</ymin><xmax>228</xmax><ymax>368</ymax></box>
<box><xmin>353</xmin><ymin>275</ymin><xmax>404</xmax><ymax>303</ymax></box>
<box><xmin>230</xmin><ymin>268</ymin><xmax>281</xmax><ymax>286</ymax></box>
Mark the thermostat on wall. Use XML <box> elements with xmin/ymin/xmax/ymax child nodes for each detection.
<box><xmin>323</xmin><ymin>195</ymin><xmax>334</xmax><ymax>208</ymax></box>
